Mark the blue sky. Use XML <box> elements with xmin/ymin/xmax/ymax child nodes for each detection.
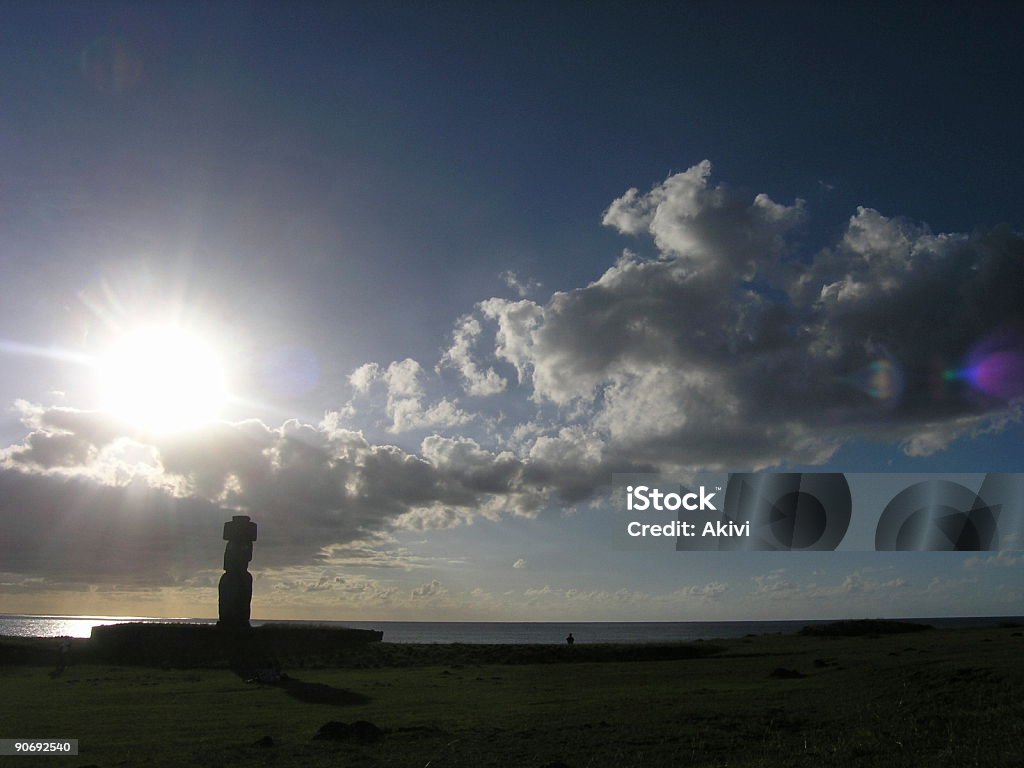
<box><xmin>1</xmin><ymin>2</ymin><xmax>1022</xmax><ymax>621</ymax></box>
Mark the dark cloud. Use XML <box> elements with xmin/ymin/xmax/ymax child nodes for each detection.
<box><xmin>0</xmin><ymin>469</ymin><xmax>225</xmax><ymax>586</ymax></box>
<box><xmin>0</xmin><ymin>410</ymin><xmax>638</xmax><ymax>585</ymax></box>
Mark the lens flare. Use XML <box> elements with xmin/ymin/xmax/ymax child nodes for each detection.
<box><xmin>965</xmin><ymin>351</ymin><xmax>1024</xmax><ymax>399</ymax></box>
<box><xmin>959</xmin><ymin>333</ymin><xmax>1024</xmax><ymax>400</ymax></box>
<box><xmin>845</xmin><ymin>359</ymin><xmax>904</xmax><ymax>401</ymax></box>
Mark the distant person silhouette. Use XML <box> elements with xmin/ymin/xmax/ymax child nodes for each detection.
<box><xmin>566</xmin><ymin>632</ymin><xmax>575</xmax><ymax>645</ymax></box>
<box><xmin>52</xmin><ymin>638</ymin><xmax>71</xmax><ymax>677</ymax></box>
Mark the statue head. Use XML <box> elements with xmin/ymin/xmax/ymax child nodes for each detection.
<box><xmin>222</xmin><ymin>515</ymin><xmax>257</xmax><ymax>572</ymax></box>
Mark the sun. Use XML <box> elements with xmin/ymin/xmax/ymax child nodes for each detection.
<box><xmin>97</xmin><ymin>325</ymin><xmax>228</xmax><ymax>432</ymax></box>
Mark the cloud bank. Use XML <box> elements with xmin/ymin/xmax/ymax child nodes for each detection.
<box><xmin>3</xmin><ymin>160</ymin><xmax>1022</xmax><ymax>589</ymax></box>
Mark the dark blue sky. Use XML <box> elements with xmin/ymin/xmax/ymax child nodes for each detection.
<box><xmin>1</xmin><ymin>2</ymin><xmax>1022</xmax><ymax>620</ymax></box>
<box><xmin>5</xmin><ymin>3</ymin><xmax>1023</xmax><ymax>363</ymax></box>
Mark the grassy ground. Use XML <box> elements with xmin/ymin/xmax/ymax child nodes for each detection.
<box><xmin>1</xmin><ymin>625</ymin><xmax>1022</xmax><ymax>767</ymax></box>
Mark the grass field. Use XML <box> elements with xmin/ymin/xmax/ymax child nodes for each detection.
<box><xmin>1</xmin><ymin>624</ymin><xmax>1022</xmax><ymax>767</ymax></box>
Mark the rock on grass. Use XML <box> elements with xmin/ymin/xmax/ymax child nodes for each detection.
<box><xmin>314</xmin><ymin>720</ymin><xmax>385</xmax><ymax>743</ymax></box>
<box><xmin>769</xmin><ymin>667</ymin><xmax>805</xmax><ymax>679</ymax></box>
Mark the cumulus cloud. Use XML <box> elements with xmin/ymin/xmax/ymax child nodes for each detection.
<box><xmin>500</xmin><ymin>270</ymin><xmax>542</xmax><ymax>298</ymax></box>
<box><xmin>478</xmin><ymin>161</ymin><xmax>1024</xmax><ymax>471</ymax></box>
<box><xmin>390</xmin><ymin>396</ymin><xmax>474</xmax><ymax>433</ymax></box>
<box><xmin>438</xmin><ymin>315</ymin><xmax>507</xmax><ymax>396</ymax></box>
<box><xmin>383</xmin><ymin>358</ymin><xmax>424</xmax><ymax>400</ymax></box>
<box><xmin>601</xmin><ymin>159</ymin><xmax>805</xmax><ymax>275</ymax></box>
<box><xmin>349</xmin><ymin>363</ymin><xmax>381</xmax><ymax>393</ymax></box>
<box><xmin>349</xmin><ymin>358</ymin><xmax>475</xmax><ymax>432</ymax></box>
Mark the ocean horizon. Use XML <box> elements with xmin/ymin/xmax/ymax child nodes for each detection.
<box><xmin>2</xmin><ymin>613</ymin><xmax>1019</xmax><ymax>643</ymax></box>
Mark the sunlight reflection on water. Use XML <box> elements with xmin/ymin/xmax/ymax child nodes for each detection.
<box><xmin>0</xmin><ymin>616</ymin><xmax>207</xmax><ymax>638</ymax></box>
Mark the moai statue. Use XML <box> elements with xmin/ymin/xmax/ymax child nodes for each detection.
<box><xmin>218</xmin><ymin>515</ymin><xmax>257</xmax><ymax>629</ymax></box>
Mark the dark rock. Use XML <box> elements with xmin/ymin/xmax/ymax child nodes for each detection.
<box><xmin>769</xmin><ymin>667</ymin><xmax>805</xmax><ymax>679</ymax></box>
<box><xmin>314</xmin><ymin>720</ymin><xmax>384</xmax><ymax>742</ymax></box>
<box><xmin>254</xmin><ymin>735</ymin><xmax>275</xmax><ymax>748</ymax></box>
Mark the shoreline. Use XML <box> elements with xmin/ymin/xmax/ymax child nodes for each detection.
<box><xmin>2</xmin><ymin>618</ymin><xmax>1020</xmax><ymax>670</ymax></box>
<box><xmin>2</xmin><ymin>612</ymin><xmax>1021</xmax><ymax>643</ymax></box>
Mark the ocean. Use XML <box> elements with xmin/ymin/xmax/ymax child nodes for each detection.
<box><xmin>0</xmin><ymin>614</ymin><xmax>1018</xmax><ymax>643</ymax></box>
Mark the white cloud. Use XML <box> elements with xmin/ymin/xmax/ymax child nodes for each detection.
<box><xmin>753</xmin><ymin>570</ymin><xmax>800</xmax><ymax>597</ymax></box>
<box><xmin>751</xmin><ymin>569</ymin><xmax>911</xmax><ymax>604</ymax></box>
<box><xmin>350</xmin><ymin>358</ymin><xmax>476</xmax><ymax>432</ymax></box>
<box><xmin>520</xmin><ymin>581</ymin><xmax>728</xmax><ymax>610</ymax></box>
<box><xmin>479</xmin><ymin>297</ymin><xmax>544</xmax><ymax>388</ymax></box>
<box><xmin>602</xmin><ymin>160</ymin><xmax>805</xmax><ymax>273</ymax></box>
<box><xmin>500</xmin><ymin>270</ymin><xmax>542</xmax><ymax>298</ymax></box>
<box><xmin>901</xmin><ymin>408</ymin><xmax>1022</xmax><ymax>457</ymax></box>
<box><xmin>314</xmin><ymin>534</ymin><xmax>454</xmax><ymax>570</ymax></box>
<box><xmin>349</xmin><ymin>363</ymin><xmax>381</xmax><ymax>393</ymax></box>
<box><xmin>389</xmin><ymin>396</ymin><xmax>473</xmax><ymax>433</ymax></box>
<box><xmin>438</xmin><ymin>315</ymin><xmax>507</xmax><ymax>396</ymax></box>
<box><xmin>512</xmin><ymin>558</ymin><xmax>526</xmax><ymax>569</ymax></box>
<box><xmin>411</xmin><ymin>579</ymin><xmax>448</xmax><ymax>599</ymax></box>
<box><xmin>383</xmin><ymin>358</ymin><xmax>424</xmax><ymax>399</ymax></box>
<box><xmin>964</xmin><ymin>550</ymin><xmax>1023</xmax><ymax>569</ymax></box>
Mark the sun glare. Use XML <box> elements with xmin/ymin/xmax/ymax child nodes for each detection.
<box><xmin>97</xmin><ymin>326</ymin><xmax>228</xmax><ymax>432</ymax></box>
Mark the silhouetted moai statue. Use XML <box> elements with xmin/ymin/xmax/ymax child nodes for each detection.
<box><xmin>218</xmin><ymin>515</ymin><xmax>257</xmax><ymax>629</ymax></box>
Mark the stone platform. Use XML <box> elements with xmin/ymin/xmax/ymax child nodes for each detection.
<box><xmin>88</xmin><ymin>622</ymin><xmax>383</xmax><ymax>667</ymax></box>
